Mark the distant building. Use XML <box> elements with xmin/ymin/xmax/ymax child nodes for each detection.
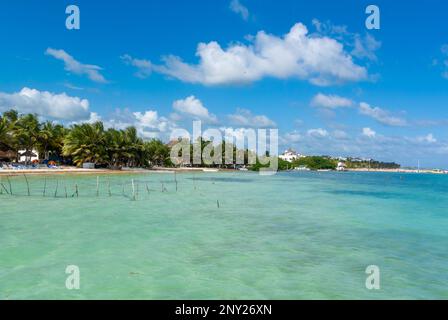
<box><xmin>18</xmin><ymin>149</ymin><xmax>39</xmax><ymax>163</ymax></box>
<box><xmin>279</xmin><ymin>149</ymin><xmax>304</xmax><ymax>163</ymax></box>
<box><xmin>336</xmin><ymin>162</ymin><xmax>346</xmax><ymax>171</ymax></box>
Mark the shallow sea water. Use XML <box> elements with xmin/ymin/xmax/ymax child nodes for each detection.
<box><xmin>0</xmin><ymin>171</ymin><xmax>447</xmax><ymax>299</ymax></box>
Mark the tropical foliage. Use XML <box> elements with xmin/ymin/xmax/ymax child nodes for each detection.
<box><xmin>0</xmin><ymin>110</ymin><xmax>170</xmax><ymax>167</ymax></box>
<box><xmin>292</xmin><ymin>156</ymin><xmax>337</xmax><ymax>170</ymax></box>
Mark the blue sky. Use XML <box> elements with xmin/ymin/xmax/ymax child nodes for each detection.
<box><xmin>0</xmin><ymin>0</ymin><xmax>448</xmax><ymax>167</ymax></box>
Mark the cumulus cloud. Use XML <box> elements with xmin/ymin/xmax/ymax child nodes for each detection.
<box><xmin>227</xmin><ymin>108</ymin><xmax>276</xmax><ymax>128</ymax></box>
<box><xmin>332</xmin><ymin>129</ymin><xmax>349</xmax><ymax>140</ymax></box>
<box><xmin>121</xmin><ymin>54</ymin><xmax>152</xmax><ymax>78</ymax></box>
<box><xmin>307</xmin><ymin>128</ymin><xmax>328</xmax><ymax>138</ymax></box>
<box><xmin>229</xmin><ymin>0</ymin><xmax>249</xmax><ymax>20</ymax></box>
<box><xmin>46</xmin><ymin>48</ymin><xmax>108</xmax><ymax>83</ymax></box>
<box><xmin>362</xmin><ymin>127</ymin><xmax>376</xmax><ymax>138</ymax></box>
<box><xmin>311</xmin><ymin>93</ymin><xmax>353</xmax><ymax>109</ymax></box>
<box><xmin>417</xmin><ymin>133</ymin><xmax>437</xmax><ymax>144</ymax></box>
<box><xmin>172</xmin><ymin>96</ymin><xmax>218</xmax><ymax>123</ymax></box>
<box><xmin>283</xmin><ymin>130</ymin><xmax>302</xmax><ymax>143</ymax></box>
<box><xmin>359</xmin><ymin>102</ymin><xmax>407</xmax><ymax>127</ymax></box>
<box><xmin>311</xmin><ymin>19</ymin><xmax>381</xmax><ymax>62</ymax></box>
<box><xmin>102</xmin><ymin>108</ymin><xmax>176</xmax><ymax>139</ymax></box>
<box><xmin>0</xmin><ymin>87</ymin><xmax>90</xmax><ymax>121</ymax></box>
<box><xmin>149</xmin><ymin>22</ymin><xmax>368</xmax><ymax>86</ymax></box>
<box><xmin>352</xmin><ymin>33</ymin><xmax>381</xmax><ymax>61</ymax></box>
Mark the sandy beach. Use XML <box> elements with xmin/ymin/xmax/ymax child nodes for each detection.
<box><xmin>0</xmin><ymin>166</ymin><xmax>222</xmax><ymax>176</ymax></box>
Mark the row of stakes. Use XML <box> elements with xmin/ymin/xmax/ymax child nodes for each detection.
<box><xmin>0</xmin><ymin>172</ymin><xmax>219</xmax><ymax>206</ymax></box>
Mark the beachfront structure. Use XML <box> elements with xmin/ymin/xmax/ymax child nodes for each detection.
<box><xmin>279</xmin><ymin>149</ymin><xmax>304</xmax><ymax>163</ymax></box>
<box><xmin>18</xmin><ymin>149</ymin><xmax>39</xmax><ymax>163</ymax></box>
<box><xmin>336</xmin><ymin>162</ymin><xmax>346</xmax><ymax>171</ymax></box>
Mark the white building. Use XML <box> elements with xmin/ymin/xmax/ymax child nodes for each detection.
<box><xmin>336</xmin><ymin>162</ymin><xmax>346</xmax><ymax>171</ymax></box>
<box><xmin>18</xmin><ymin>149</ymin><xmax>39</xmax><ymax>163</ymax></box>
<box><xmin>279</xmin><ymin>149</ymin><xmax>304</xmax><ymax>163</ymax></box>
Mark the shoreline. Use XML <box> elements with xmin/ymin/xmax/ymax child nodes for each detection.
<box><xmin>0</xmin><ymin>166</ymin><xmax>233</xmax><ymax>176</ymax></box>
<box><xmin>1</xmin><ymin>166</ymin><xmax>447</xmax><ymax>176</ymax></box>
<box><xmin>346</xmin><ymin>168</ymin><xmax>448</xmax><ymax>174</ymax></box>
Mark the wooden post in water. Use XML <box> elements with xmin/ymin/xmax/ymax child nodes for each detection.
<box><xmin>217</xmin><ymin>200</ymin><xmax>220</xmax><ymax>208</ymax></box>
<box><xmin>54</xmin><ymin>180</ymin><xmax>59</xmax><ymax>198</ymax></box>
<box><xmin>6</xmin><ymin>176</ymin><xmax>12</xmax><ymax>195</ymax></box>
<box><xmin>174</xmin><ymin>172</ymin><xmax>178</xmax><ymax>192</ymax></box>
<box><xmin>0</xmin><ymin>182</ymin><xmax>9</xmax><ymax>195</ymax></box>
<box><xmin>75</xmin><ymin>184</ymin><xmax>79</xmax><ymax>197</ymax></box>
<box><xmin>23</xmin><ymin>174</ymin><xmax>30</xmax><ymax>196</ymax></box>
<box><xmin>131</xmin><ymin>179</ymin><xmax>136</xmax><ymax>201</ymax></box>
<box><xmin>43</xmin><ymin>177</ymin><xmax>47</xmax><ymax>197</ymax></box>
<box><xmin>193</xmin><ymin>173</ymin><xmax>196</xmax><ymax>190</ymax></box>
<box><xmin>146</xmin><ymin>182</ymin><xmax>150</xmax><ymax>195</ymax></box>
<box><xmin>96</xmin><ymin>176</ymin><xmax>99</xmax><ymax>197</ymax></box>
<box><xmin>108</xmin><ymin>177</ymin><xmax>112</xmax><ymax>197</ymax></box>
<box><xmin>64</xmin><ymin>182</ymin><xmax>68</xmax><ymax>198</ymax></box>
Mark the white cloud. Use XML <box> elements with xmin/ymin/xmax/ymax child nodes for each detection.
<box><xmin>417</xmin><ymin>133</ymin><xmax>437</xmax><ymax>144</ymax></box>
<box><xmin>359</xmin><ymin>102</ymin><xmax>407</xmax><ymax>127</ymax></box>
<box><xmin>311</xmin><ymin>93</ymin><xmax>353</xmax><ymax>109</ymax></box>
<box><xmin>307</xmin><ymin>128</ymin><xmax>328</xmax><ymax>138</ymax></box>
<box><xmin>227</xmin><ymin>108</ymin><xmax>276</xmax><ymax>127</ymax></box>
<box><xmin>362</xmin><ymin>127</ymin><xmax>376</xmax><ymax>138</ymax></box>
<box><xmin>0</xmin><ymin>87</ymin><xmax>90</xmax><ymax>121</ymax></box>
<box><xmin>103</xmin><ymin>108</ymin><xmax>176</xmax><ymax>139</ymax></box>
<box><xmin>311</xmin><ymin>19</ymin><xmax>381</xmax><ymax>62</ymax></box>
<box><xmin>150</xmin><ymin>22</ymin><xmax>368</xmax><ymax>86</ymax></box>
<box><xmin>332</xmin><ymin>129</ymin><xmax>349</xmax><ymax>140</ymax></box>
<box><xmin>284</xmin><ymin>131</ymin><xmax>302</xmax><ymax>143</ymax></box>
<box><xmin>172</xmin><ymin>96</ymin><xmax>218</xmax><ymax>123</ymax></box>
<box><xmin>45</xmin><ymin>48</ymin><xmax>107</xmax><ymax>83</ymax></box>
<box><xmin>121</xmin><ymin>54</ymin><xmax>152</xmax><ymax>78</ymax></box>
<box><xmin>229</xmin><ymin>0</ymin><xmax>249</xmax><ymax>20</ymax></box>
<box><xmin>352</xmin><ymin>34</ymin><xmax>381</xmax><ymax>61</ymax></box>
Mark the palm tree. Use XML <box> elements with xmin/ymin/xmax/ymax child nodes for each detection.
<box><xmin>37</xmin><ymin>122</ymin><xmax>66</xmax><ymax>161</ymax></box>
<box><xmin>38</xmin><ymin>121</ymin><xmax>55</xmax><ymax>160</ymax></box>
<box><xmin>144</xmin><ymin>139</ymin><xmax>170</xmax><ymax>167</ymax></box>
<box><xmin>105</xmin><ymin>128</ymin><xmax>128</xmax><ymax>167</ymax></box>
<box><xmin>63</xmin><ymin>122</ymin><xmax>108</xmax><ymax>167</ymax></box>
<box><xmin>14</xmin><ymin>113</ymin><xmax>40</xmax><ymax>164</ymax></box>
<box><xmin>123</xmin><ymin>127</ymin><xmax>144</xmax><ymax>167</ymax></box>
<box><xmin>0</xmin><ymin>116</ymin><xmax>10</xmax><ymax>145</ymax></box>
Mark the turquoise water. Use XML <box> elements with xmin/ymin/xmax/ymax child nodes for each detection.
<box><xmin>0</xmin><ymin>171</ymin><xmax>447</xmax><ymax>299</ymax></box>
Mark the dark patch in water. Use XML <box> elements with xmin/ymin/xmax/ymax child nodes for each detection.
<box><xmin>326</xmin><ymin>189</ymin><xmax>404</xmax><ymax>199</ymax></box>
<box><xmin>186</xmin><ymin>177</ymin><xmax>254</xmax><ymax>183</ymax></box>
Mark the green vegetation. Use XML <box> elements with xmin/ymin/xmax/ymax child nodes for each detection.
<box><xmin>292</xmin><ymin>156</ymin><xmax>337</xmax><ymax>170</ymax></box>
<box><xmin>345</xmin><ymin>158</ymin><xmax>400</xmax><ymax>169</ymax></box>
<box><xmin>0</xmin><ymin>110</ymin><xmax>170</xmax><ymax>168</ymax></box>
<box><xmin>0</xmin><ymin>109</ymin><xmax>401</xmax><ymax>171</ymax></box>
<box><xmin>249</xmin><ymin>157</ymin><xmax>290</xmax><ymax>171</ymax></box>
